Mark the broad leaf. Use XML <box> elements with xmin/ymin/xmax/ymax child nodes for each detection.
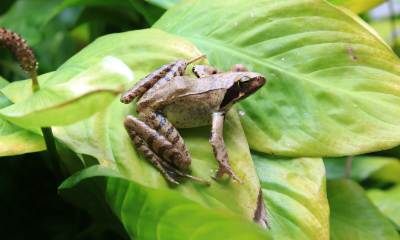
<box><xmin>0</xmin><ymin>128</ymin><xmax>46</xmax><ymax>157</ymax></box>
<box><xmin>58</xmin><ymin>0</ymin><xmax>165</xmax><ymax>26</ymax></box>
<box><xmin>53</xmin><ymin>97</ymin><xmax>264</xmax><ymax>221</ymax></box>
<box><xmin>0</xmin><ymin>76</ymin><xmax>8</xmax><ymax>89</ymax></box>
<box><xmin>59</xmin><ymin>165</ymin><xmax>273</xmax><ymax>240</ymax></box>
<box><xmin>367</xmin><ymin>185</ymin><xmax>400</xmax><ymax>229</ymax></box>
<box><xmin>328</xmin><ymin>0</ymin><xmax>386</xmax><ymax>14</ymax></box>
<box><xmin>0</xmin><ymin>88</ymin><xmax>45</xmax><ymax>156</ymax></box>
<box><xmin>337</xmin><ymin>5</ymin><xmax>390</xmax><ymax>49</ymax></box>
<box><xmin>328</xmin><ymin>179</ymin><xmax>400</xmax><ymax>240</ymax></box>
<box><xmin>1</xmin><ymin>16</ymin><xmax>330</xmax><ymax>237</ymax></box>
<box><xmin>145</xmin><ymin>0</ymin><xmax>182</xmax><ymax>9</ymax></box>
<box><xmin>0</xmin><ymin>30</ymin><xmax>264</xmax><ymax>222</ymax></box>
<box><xmin>324</xmin><ymin>156</ymin><xmax>400</xmax><ymax>183</ymax></box>
<box><xmin>0</xmin><ymin>56</ymin><xmax>133</xmax><ymax>127</ymax></box>
<box><xmin>154</xmin><ymin>0</ymin><xmax>400</xmax><ymax>157</ymax></box>
<box><xmin>253</xmin><ymin>152</ymin><xmax>329</xmax><ymax>240</ymax></box>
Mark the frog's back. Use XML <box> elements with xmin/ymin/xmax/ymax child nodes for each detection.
<box><xmin>136</xmin><ymin>76</ymin><xmax>230</xmax><ymax>128</ymax></box>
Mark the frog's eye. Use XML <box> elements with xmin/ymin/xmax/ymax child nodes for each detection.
<box><xmin>238</xmin><ymin>76</ymin><xmax>251</xmax><ymax>89</ymax></box>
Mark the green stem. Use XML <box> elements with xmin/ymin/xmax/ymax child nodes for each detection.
<box><xmin>41</xmin><ymin>127</ymin><xmax>62</xmax><ymax>178</ymax></box>
<box><xmin>29</xmin><ymin>70</ymin><xmax>63</xmax><ymax>181</ymax></box>
<box><xmin>30</xmin><ymin>70</ymin><xmax>40</xmax><ymax>92</ymax></box>
<box><xmin>344</xmin><ymin>155</ymin><xmax>353</xmax><ymax>179</ymax></box>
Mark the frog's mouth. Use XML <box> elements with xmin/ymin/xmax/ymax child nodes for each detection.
<box><xmin>219</xmin><ymin>74</ymin><xmax>266</xmax><ymax>109</ymax></box>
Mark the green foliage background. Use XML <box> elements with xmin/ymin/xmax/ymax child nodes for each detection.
<box><xmin>1</xmin><ymin>0</ymin><xmax>400</xmax><ymax>239</ymax></box>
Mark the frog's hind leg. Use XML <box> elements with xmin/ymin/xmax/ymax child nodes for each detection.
<box><xmin>192</xmin><ymin>65</ymin><xmax>223</xmax><ymax>78</ymax></box>
<box><xmin>139</xmin><ymin>111</ymin><xmax>191</xmax><ymax>171</ymax></box>
<box><xmin>124</xmin><ymin>115</ymin><xmax>209</xmax><ymax>185</ymax></box>
<box><xmin>126</xmin><ymin>127</ymin><xmax>180</xmax><ymax>185</ymax></box>
<box><xmin>121</xmin><ymin>61</ymin><xmax>176</xmax><ymax>104</ymax></box>
<box><xmin>124</xmin><ymin>115</ymin><xmax>183</xmax><ymax>167</ymax></box>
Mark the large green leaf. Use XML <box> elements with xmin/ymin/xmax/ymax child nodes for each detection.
<box><xmin>58</xmin><ymin>0</ymin><xmax>165</xmax><ymax>26</ymax></box>
<box><xmin>253</xmin><ymin>153</ymin><xmax>329</xmax><ymax>240</ymax></box>
<box><xmin>337</xmin><ymin>5</ymin><xmax>390</xmax><ymax>49</ymax></box>
<box><xmin>154</xmin><ymin>0</ymin><xmax>400</xmax><ymax>157</ymax></box>
<box><xmin>53</xmin><ymin>99</ymin><xmax>264</xmax><ymax>221</ymax></box>
<box><xmin>0</xmin><ymin>86</ymin><xmax>45</xmax><ymax>156</ymax></box>
<box><xmin>0</xmin><ymin>56</ymin><xmax>133</xmax><ymax>127</ymax></box>
<box><xmin>328</xmin><ymin>0</ymin><xmax>386</xmax><ymax>14</ymax></box>
<box><xmin>2</xmin><ymin>30</ymin><xmax>262</xmax><ymax>223</ymax></box>
<box><xmin>328</xmin><ymin>179</ymin><xmax>400</xmax><ymax>240</ymax></box>
<box><xmin>145</xmin><ymin>0</ymin><xmax>182</xmax><ymax>9</ymax></box>
<box><xmin>0</xmin><ymin>76</ymin><xmax>9</xmax><ymax>89</ymax></box>
<box><xmin>367</xmin><ymin>184</ymin><xmax>400</xmax><ymax>229</ymax></box>
<box><xmin>59</xmin><ymin>165</ymin><xmax>273</xmax><ymax>240</ymax></box>
<box><xmin>324</xmin><ymin>156</ymin><xmax>400</xmax><ymax>182</ymax></box>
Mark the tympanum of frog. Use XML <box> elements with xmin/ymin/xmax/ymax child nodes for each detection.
<box><xmin>120</xmin><ymin>55</ymin><xmax>266</xmax><ymax>185</ymax></box>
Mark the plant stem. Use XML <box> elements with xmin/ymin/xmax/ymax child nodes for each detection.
<box><xmin>29</xmin><ymin>70</ymin><xmax>63</xmax><ymax>181</ymax></box>
<box><xmin>41</xmin><ymin>127</ymin><xmax>62</xmax><ymax>178</ymax></box>
<box><xmin>344</xmin><ymin>155</ymin><xmax>353</xmax><ymax>179</ymax></box>
<box><xmin>30</xmin><ymin>70</ymin><xmax>40</xmax><ymax>92</ymax></box>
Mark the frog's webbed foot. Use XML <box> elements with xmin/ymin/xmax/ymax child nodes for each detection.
<box><xmin>209</xmin><ymin>112</ymin><xmax>243</xmax><ymax>185</ymax></box>
<box><xmin>211</xmin><ymin>165</ymin><xmax>243</xmax><ymax>184</ymax></box>
<box><xmin>158</xmin><ymin>158</ymin><xmax>210</xmax><ymax>185</ymax></box>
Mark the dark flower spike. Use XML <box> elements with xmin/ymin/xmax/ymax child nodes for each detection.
<box><xmin>0</xmin><ymin>27</ymin><xmax>39</xmax><ymax>92</ymax></box>
<box><xmin>0</xmin><ymin>27</ymin><xmax>62</xmax><ymax>181</ymax></box>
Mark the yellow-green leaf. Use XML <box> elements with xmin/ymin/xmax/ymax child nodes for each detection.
<box><xmin>154</xmin><ymin>0</ymin><xmax>400</xmax><ymax>157</ymax></box>
<box><xmin>0</xmin><ymin>56</ymin><xmax>133</xmax><ymax>127</ymax></box>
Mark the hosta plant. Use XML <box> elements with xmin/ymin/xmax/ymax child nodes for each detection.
<box><xmin>1</xmin><ymin>0</ymin><xmax>400</xmax><ymax>239</ymax></box>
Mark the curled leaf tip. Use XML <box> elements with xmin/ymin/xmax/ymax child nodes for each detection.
<box><xmin>0</xmin><ymin>27</ymin><xmax>39</xmax><ymax>73</ymax></box>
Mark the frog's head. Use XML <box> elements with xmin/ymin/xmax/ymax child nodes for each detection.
<box><xmin>219</xmin><ymin>72</ymin><xmax>266</xmax><ymax>110</ymax></box>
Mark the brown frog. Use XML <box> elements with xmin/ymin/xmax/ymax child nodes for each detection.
<box><xmin>120</xmin><ymin>55</ymin><xmax>266</xmax><ymax>185</ymax></box>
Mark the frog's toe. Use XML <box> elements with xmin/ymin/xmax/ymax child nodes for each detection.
<box><xmin>211</xmin><ymin>166</ymin><xmax>243</xmax><ymax>185</ymax></box>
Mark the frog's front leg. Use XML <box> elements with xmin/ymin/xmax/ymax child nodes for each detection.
<box><xmin>192</xmin><ymin>65</ymin><xmax>223</xmax><ymax>78</ymax></box>
<box><xmin>209</xmin><ymin>111</ymin><xmax>243</xmax><ymax>184</ymax></box>
<box><xmin>229</xmin><ymin>64</ymin><xmax>249</xmax><ymax>72</ymax></box>
<box><xmin>192</xmin><ymin>63</ymin><xmax>249</xmax><ymax>78</ymax></box>
<box><xmin>124</xmin><ymin>115</ymin><xmax>210</xmax><ymax>185</ymax></box>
